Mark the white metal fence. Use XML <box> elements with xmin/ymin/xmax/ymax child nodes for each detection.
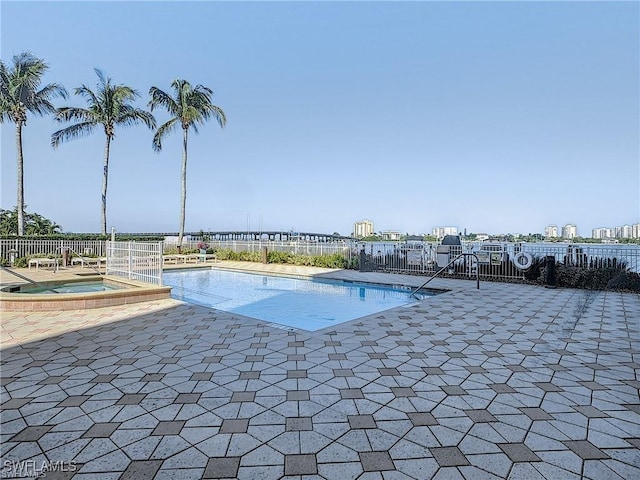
<box><xmin>106</xmin><ymin>241</ymin><xmax>163</xmax><ymax>285</ymax></box>
<box><xmin>0</xmin><ymin>239</ymin><xmax>106</xmax><ymax>260</ymax></box>
<box><xmin>167</xmin><ymin>239</ymin><xmax>639</xmax><ymax>278</ymax></box>
<box><xmin>354</xmin><ymin>241</ymin><xmax>640</xmax><ymax>279</ymax></box>
<box><xmin>2</xmin><ymin>237</ymin><xmax>638</xmax><ymax>283</ymax></box>
<box><xmin>173</xmin><ymin>240</ymin><xmax>352</xmax><ymax>256</ymax></box>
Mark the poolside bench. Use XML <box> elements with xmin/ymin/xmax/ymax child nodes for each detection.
<box><xmin>71</xmin><ymin>257</ymin><xmax>106</xmax><ymax>268</ymax></box>
<box><xmin>185</xmin><ymin>254</ymin><xmax>200</xmax><ymax>264</ymax></box>
<box><xmin>132</xmin><ymin>256</ymin><xmax>159</xmax><ymax>266</ymax></box>
<box><xmin>163</xmin><ymin>253</ymin><xmax>216</xmax><ymax>265</ymax></box>
<box><xmin>163</xmin><ymin>254</ymin><xmax>183</xmax><ymax>264</ymax></box>
<box><xmin>28</xmin><ymin>258</ymin><xmax>59</xmax><ymax>271</ymax></box>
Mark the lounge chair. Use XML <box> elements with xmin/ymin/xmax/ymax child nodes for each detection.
<box><xmin>28</xmin><ymin>258</ymin><xmax>59</xmax><ymax>270</ymax></box>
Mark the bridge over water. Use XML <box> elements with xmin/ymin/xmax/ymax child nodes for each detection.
<box><xmin>133</xmin><ymin>231</ymin><xmax>356</xmax><ymax>242</ymax></box>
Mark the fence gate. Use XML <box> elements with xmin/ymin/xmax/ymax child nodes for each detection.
<box><xmin>106</xmin><ymin>241</ymin><xmax>163</xmax><ymax>285</ymax></box>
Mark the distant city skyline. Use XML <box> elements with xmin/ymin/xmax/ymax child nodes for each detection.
<box><xmin>2</xmin><ymin>1</ymin><xmax>638</xmax><ymax>236</ymax></box>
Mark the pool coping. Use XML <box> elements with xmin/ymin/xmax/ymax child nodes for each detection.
<box><xmin>0</xmin><ymin>275</ymin><xmax>172</xmax><ymax>311</ymax></box>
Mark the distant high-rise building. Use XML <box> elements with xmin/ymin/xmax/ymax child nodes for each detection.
<box><xmin>353</xmin><ymin>220</ymin><xmax>374</xmax><ymax>238</ymax></box>
<box><xmin>594</xmin><ymin>224</ymin><xmax>639</xmax><ymax>239</ymax></box>
<box><xmin>592</xmin><ymin>227</ymin><xmax>614</xmax><ymax>239</ymax></box>
<box><xmin>544</xmin><ymin>225</ymin><xmax>558</xmax><ymax>238</ymax></box>
<box><xmin>432</xmin><ymin>226</ymin><xmax>458</xmax><ymax>239</ymax></box>
<box><xmin>380</xmin><ymin>231</ymin><xmax>402</xmax><ymax>241</ymax></box>
<box><xmin>621</xmin><ymin>225</ymin><xmax>633</xmax><ymax>238</ymax></box>
<box><xmin>562</xmin><ymin>224</ymin><xmax>577</xmax><ymax>239</ymax></box>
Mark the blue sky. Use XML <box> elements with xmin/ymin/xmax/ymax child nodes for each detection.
<box><xmin>1</xmin><ymin>0</ymin><xmax>638</xmax><ymax>236</ymax></box>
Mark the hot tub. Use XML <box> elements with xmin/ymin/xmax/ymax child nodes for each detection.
<box><xmin>0</xmin><ymin>276</ymin><xmax>172</xmax><ymax>311</ymax></box>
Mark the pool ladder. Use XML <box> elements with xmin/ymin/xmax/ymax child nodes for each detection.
<box><xmin>410</xmin><ymin>253</ymin><xmax>480</xmax><ymax>299</ymax></box>
<box><xmin>54</xmin><ymin>246</ymin><xmax>104</xmax><ymax>276</ymax></box>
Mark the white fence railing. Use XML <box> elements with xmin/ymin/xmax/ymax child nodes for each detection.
<box><xmin>354</xmin><ymin>241</ymin><xmax>640</xmax><ymax>278</ymax></box>
<box><xmin>210</xmin><ymin>240</ymin><xmax>351</xmax><ymax>256</ymax></box>
<box><xmin>167</xmin><ymin>240</ymin><xmax>351</xmax><ymax>256</ymax></box>
<box><xmin>3</xmin><ymin>237</ymin><xmax>638</xmax><ymax>282</ymax></box>
<box><xmin>106</xmin><ymin>241</ymin><xmax>163</xmax><ymax>285</ymax></box>
<box><xmin>0</xmin><ymin>239</ymin><xmax>106</xmax><ymax>259</ymax></box>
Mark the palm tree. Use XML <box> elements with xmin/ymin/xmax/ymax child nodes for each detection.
<box><xmin>51</xmin><ymin>69</ymin><xmax>156</xmax><ymax>234</ymax></box>
<box><xmin>0</xmin><ymin>52</ymin><xmax>67</xmax><ymax>236</ymax></box>
<box><xmin>0</xmin><ymin>207</ymin><xmax>62</xmax><ymax>236</ymax></box>
<box><xmin>0</xmin><ymin>208</ymin><xmax>18</xmax><ymax>236</ymax></box>
<box><xmin>25</xmin><ymin>212</ymin><xmax>62</xmax><ymax>235</ymax></box>
<box><xmin>149</xmin><ymin>79</ymin><xmax>226</xmax><ymax>246</ymax></box>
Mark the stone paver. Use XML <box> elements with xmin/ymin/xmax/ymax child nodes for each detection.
<box><xmin>1</xmin><ymin>262</ymin><xmax>639</xmax><ymax>479</ymax></box>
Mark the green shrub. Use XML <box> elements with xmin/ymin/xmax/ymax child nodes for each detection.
<box><xmin>268</xmin><ymin>251</ymin><xmax>293</xmax><ymax>264</ymax></box>
<box><xmin>213</xmin><ymin>249</ymin><xmax>234</xmax><ymax>260</ymax></box>
<box><xmin>211</xmin><ymin>249</ymin><xmax>348</xmax><ymax>268</ymax></box>
<box><xmin>13</xmin><ymin>256</ymin><xmax>28</xmax><ymax>268</ymax></box>
<box><xmin>607</xmin><ymin>271</ymin><xmax>640</xmax><ymax>292</ymax></box>
<box><xmin>309</xmin><ymin>253</ymin><xmax>348</xmax><ymax>268</ymax></box>
<box><xmin>346</xmin><ymin>256</ymin><xmax>360</xmax><ymax>270</ymax></box>
<box><xmin>522</xmin><ymin>256</ymin><xmax>545</xmax><ymax>282</ymax></box>
<box><xmin>553</xmin><ymin>264</ymin><xmax>639</xmax><ymax>292</ymax></box>
<box><xmin>239</xmin><ymin>251</ymin><xmax>261</xmax><ymax>262</ymax></box>
<box><xmin>212</xmin><ymin>249</ymin><xmax>261</xmax><ymax>262</ymax></box>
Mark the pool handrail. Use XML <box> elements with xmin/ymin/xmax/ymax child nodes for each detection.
<box><xmin>410</xmin><ymin>253</ymin><xmax>480</xmax><ymax>298</ymax></box>
<box><xmin>0</xmin><ymin>265</ymin><xmax>61</xmax><ymax>294</ymax></box>
<box><xmin>55</xmin><ymin>246</ymin><xmax>104</xmax><ymax>276</ymax></box>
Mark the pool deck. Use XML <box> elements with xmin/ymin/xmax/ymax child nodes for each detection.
<box><xmin>1</xmin><ymin>262</ymin><xmax>638</xmax><ymax>479</ymax></box>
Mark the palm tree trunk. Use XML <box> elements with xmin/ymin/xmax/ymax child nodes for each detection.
<box><xmin>178</xmin><ymin>128</ymin><xmax>188</xmax><ymax>247</ymax></box>
<box><xmin>16</xmin><ymin>122</ymin><xmax>25</xmax><ymax>236</ymax></box>
<box><xmin>101</xmin><ymin>135</ymin><xmax>111</xmax><ymax>235</ymax></box>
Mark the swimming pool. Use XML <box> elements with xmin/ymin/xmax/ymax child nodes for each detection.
<box><xmin>163</xmin><ymin>269</ymin><xmax>437</xmax><ymax>331</ymax></box>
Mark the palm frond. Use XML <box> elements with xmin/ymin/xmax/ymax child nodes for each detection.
<box><xmin>148</xmin><ymin>86</ymin><xmax>179</xmax><ymax>116</ymax></box>
<box><xmin>0</xmin><ymin>52</ymin><xmax>66</xmax><ymax>122</ymax></box>
<box><xmin>38</xmin><ymin>83</ymin><xmax>68</xmax><ymax>101</ymax></box>
<box><xmin>55</xmin><ymin>69</ymin><xmax>155</xmax><ymax>144</ymax></box>
<box><xmin>54</xmin><ymin>106</ymin><xmax>96</xmax><ymax>124</ymax></box>
<box><xmin>149</xmin><ymin>77</ymin><xmax>225</xmax><ymax>152</ymax></box>
<box><xmin>51</xmin><ymin>121</ymin><xmax>96</xmax><ymax>148</ymax></box>
<box><xmin>117</xmin><ymin>106</ymin><xmax>156</xmax><ymax>130</ymax></box>
<box><xmin>152</xmin><ymin>118</ymin><xmax>179</xmax><ymax>152</ymax></box>
<box><xmin>74</xmin><ymin>85</ymin><xmax>101</xmax><ymax>111</ymax></box>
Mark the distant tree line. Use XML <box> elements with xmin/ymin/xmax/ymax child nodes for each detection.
<box><xmin>0</xmin><ymin>207</ymin><xmax>61</xmax><ymax>236</ymax></box>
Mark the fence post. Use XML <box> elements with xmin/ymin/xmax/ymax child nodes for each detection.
<box><xmin>128</xmin><ymin>241</ymin><xmax>132</xmax><ymax>280</ymax></box>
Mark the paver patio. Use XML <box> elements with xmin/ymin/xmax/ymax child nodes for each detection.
<box><xmin>1</xmin><ymin>262</ymin><xmax>639</xmax><ymax>479</ymax></box>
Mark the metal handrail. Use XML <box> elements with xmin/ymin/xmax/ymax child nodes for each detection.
<box><xmin>54</xmin><ymin>246</ymin><xmax>104</xmax><ymax>276</ymax></box>
<box><xmin>0</xmin><ymin>265</ymin><xmax>60</xmax><ymax>294</ymax></box>
<box><xmin>410</xmin><ymin>253</ymin><xmax>480</xmax><ymax>298</ymax></box>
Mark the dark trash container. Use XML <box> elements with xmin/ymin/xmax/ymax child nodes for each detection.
<box><xmin>545</xmin><ymin>255</ymin><xmax>556</xmax><ymax>288</ymax></box>
<box><xmin>61</xmin><ymin>247</ymin><xmax>71</xmax><ymax>267</ymax></box>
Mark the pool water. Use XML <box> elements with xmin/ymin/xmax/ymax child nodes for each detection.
<box><xmin>163</xmin><ymin>269</ymin><xmax>436</xmax><ymax>331</ymax></box>
<box><xmin>18</xmin><ymin>282</ymin><xmax>121</xmax><ymax>294</ymax></box>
